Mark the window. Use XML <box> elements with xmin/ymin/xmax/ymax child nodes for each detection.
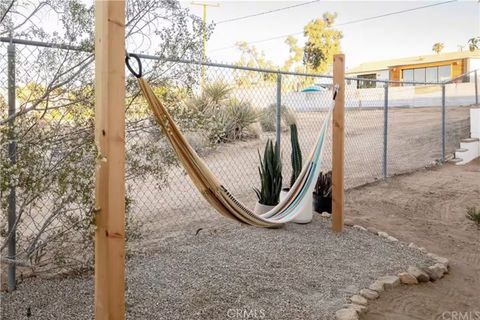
<box><xmin>438</xmin><ymin>65</ymin><xmax>451</xmax><ymax>82</ymax></box>
<box><xmin>426</xmin><ymin>67</ymin><xmax>438</xmax><ymax>83</ymax></box>
<box><xmin>414</xmin><ymin>68</ymin><xmax>426</xmax><ymax>83</ymax></box>
<box><xmin>357</xmin><ymin>73</ymin><xmax>376</xmax><ymax>89</ymax></box>
<box><xmin>402</xmin><ymin>69</ymin><xmax>414</xmax><ymax>83</ymax></box>
<box><xmin>401</xmin><ymin>65</ymin><xmax>451</xmax><ymax>84</ymax></box>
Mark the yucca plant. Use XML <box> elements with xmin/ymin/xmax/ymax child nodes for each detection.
<box><xmin>254</xmin><ymin>139</ymin><xmax>283</xmax><ymax>206</ymax></box>
<box><xmin>289</xmin><ymin>123</ymin><xmax>302</xmax><ymax>188</ymax></box>
<box><xmin>203</xmin><ymin>82</ymin><xmax>231</xmax><ymax>105</ymax></box>
<box><xmin>224</xmin><ymin>98</ymin><xmax>259</xmax><ymax>140</ymax></box>
<box><xmin>466</xmin><ymin>206</ymin><xmax>480</xmax><ymax>229</ymax></box>
<box><xmin>183</xmin><ymin>82</ymin><xmax>258</xmax><ymax>144</ymax></box>
<box><xmin>183</xmin><ymin>95</ymin><xmax>213</xmax><ymax>113</ymax></box>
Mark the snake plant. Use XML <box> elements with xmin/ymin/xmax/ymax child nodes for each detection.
<box><xmin>254</xmin><ymin>139</ymin><xmax>283</xmax><ymax>206</ymax></box>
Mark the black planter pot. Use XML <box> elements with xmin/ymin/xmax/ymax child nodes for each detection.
<box><xmin>313</xmin><ymin>193</ymin><xmax>332</xmax><ymax>213</ymax></box>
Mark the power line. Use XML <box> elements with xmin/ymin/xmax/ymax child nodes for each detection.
<box><xmin>334</xmin><ymin>0</ymin><xmax>457</xmax><ymax>27</ymax></box>
<box><xmin>209</xmin><ymin>0</ymin><xmax>457</xmax><ymax>53</ymax></box>
<box><xmin>215</xmin><ymin>1</ymin><xmax>320</xmax><ymax>24</ymax></box>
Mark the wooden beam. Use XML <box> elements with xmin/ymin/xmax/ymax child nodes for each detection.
<box><xmin>332</xmin><ymin>54</ymin><xmax>345</xmax><ymax>233</ymax></box>
<box><xmin>94</xmin><ymin>0</ymin><xmax>126</xmax><ymax>319</ymax></box>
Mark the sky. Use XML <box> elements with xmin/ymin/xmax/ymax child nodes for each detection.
<box><xmin>181</xmin><ymin>0</ymin><xmax>480</xmax><ymax>70</ymax></box>
<box><xmin>14</xmin><ymin>0</ymin><xmax>480</xmax><ymax>71</ymax></box>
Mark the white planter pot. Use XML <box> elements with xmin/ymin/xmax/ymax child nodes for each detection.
<box><xmin>254</xmin><ymin>202</ymin><xmax>275</xmax><ymax>215</ymax></box>
<box><xmin>279</xmin><ymin>189</ymin><xmax>289</xmax><ymax>201</ymax></box>
<box><xmin>280</xmin><ymin>189</ymin><xmax>313</xmax><ymax>224</ymax></box>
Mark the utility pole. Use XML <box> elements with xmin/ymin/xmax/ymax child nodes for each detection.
<box><xmin>191</xmin><ymin>1</ymin><xmax>219</xmax><ymax>88</ymax></box>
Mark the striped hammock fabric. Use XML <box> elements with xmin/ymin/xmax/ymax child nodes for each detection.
<box><xmin>137</xmin><ymin>78</ymin><xmax>335</xmax><ymax>228</ymax></box>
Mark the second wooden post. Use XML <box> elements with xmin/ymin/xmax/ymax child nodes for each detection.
<box><xmin>332</xmin><ymin>54</ymin><xmax>345</xmax><ymax>233</ymax></box>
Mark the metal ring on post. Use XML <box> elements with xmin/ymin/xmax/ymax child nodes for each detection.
<box><xmin>332</xmin><ymin>84</ymin><xmax>340</xmax><ymax>100</ymax></box>
<box><xmin>125</xmin><ymin>53</ymin><xmax>142</xmax><ymax>78</ymax></box>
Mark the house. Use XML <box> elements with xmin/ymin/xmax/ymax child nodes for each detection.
<box><xmin>346</xmin><ymin>50</ymin><xmax>480</xmax><ymax>88</ymax></box>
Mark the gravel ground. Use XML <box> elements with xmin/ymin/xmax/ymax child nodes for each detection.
<box><xmin>1</xmin><ymin>215</ymin><xmax>434</xmax><ymax>320</ymax></box>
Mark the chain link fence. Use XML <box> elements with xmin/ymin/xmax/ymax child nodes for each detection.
<box><xmin>1</xmin><ymin>38</ymin><xmax>478</xmax><ymax>289</ymax></box>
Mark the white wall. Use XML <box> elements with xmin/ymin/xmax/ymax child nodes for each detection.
<box><xmin>230</xmin><ymin>71</ymin><xmax>478</xmax><ymax>111</ymax></box>
<box><xmin>278</xmin><ymin>83</ymin><xmax>476</xmax><ymax>111</ymax></box>
<box><xmin>471</xmin><ymin>108</ymin><xmax>480</xmax><ymax>138</ymax></box>
<box><xmin>468</xmin><ymin>58</ymin><xmax>480</xmax><ymax>73</ymax></box>
<box><xmin>346</xmin><ymin>69</ymin><xmax>389</xmax><ymax>88</ymax></box>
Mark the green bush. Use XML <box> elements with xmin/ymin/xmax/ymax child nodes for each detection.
<box><xmin>259</xmin><ymin>104</ymin><xmax>296</xmax><ymax>132</ymax></box>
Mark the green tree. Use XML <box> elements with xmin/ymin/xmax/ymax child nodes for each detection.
<box><xmin>282</xmin><ymin>36</ymin><xmax>316</xmax><ymax>90</ymax></box>
<box><xmin>233</xmin><ymin>41</ymin><xmax>277</xmax><ymax>86</ymax></box>
<box><xmin>468</xmin><ymin>37</ymin><xmax>479</xmax><ymax>52</ymax></box>
<box><xmin>432</xmin><ymin>42</ymin><xmax>444</xmax><ymax>54</ymax></box>
<box><xmin>303</xmin><ymin>12</ymin><xmax>343</xmax><ymax>73</ymax></box>
<box><xmin>282</xmin><ymin>36</ymin><xmax>304</xmax><ymax>72</ymax></box>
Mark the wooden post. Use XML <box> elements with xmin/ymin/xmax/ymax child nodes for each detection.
<box><xmin>332</xmin><ymin>54</ymin><xmax>345</xmax><ymax>233</ymax></box>
<box><xmin>94</xmin><ymin>0</ymin><xmax>126</xmax><ymax>319</ymax></box>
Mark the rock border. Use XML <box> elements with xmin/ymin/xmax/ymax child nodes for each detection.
<box><xmin>318</xmin><ymin>214</ymin><xmax>450</xmax><ymax>320</ymax></box>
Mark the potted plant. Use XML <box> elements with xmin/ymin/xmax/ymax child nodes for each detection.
<box><xmin>289</xmin><ymin>123</ymin><xmax>302</xmax><ymax>188</ymax></box>
<box><xmin>253</xmin><ymin>139</ymin><xmax>282</xmax><ymax>215</ymax></box>
<box><xmin>279</xmin><ymin>121</ymin><xmax>302</xmax><ymax>196</ymax></box>
<box><xmin>313</xmin><ymin>171</ymin><xmax>332</xmax><ymax>213</ymax></box>
<box><xmin>278</xmin><ymin>120</ymin><xmax>312</xmax><ymax>224</ymax></box>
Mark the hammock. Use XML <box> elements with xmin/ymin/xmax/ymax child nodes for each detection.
<box><xmin>127</xmin><ymin>54</ymin><xmax>336</xmax><ymax>228</ymax></box>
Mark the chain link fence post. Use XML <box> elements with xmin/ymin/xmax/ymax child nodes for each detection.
<box><xmin>441</xmin><ymin>84</ymin><xmax>446</xmax><ymax>162</ymax></box>
<box><xmin>7</xmin><ymin>42</ymin><xmax>17</xmax><ymax>292</ymax></box>
<box><xmin>275</xmin><ymin>73</ymin><xmax>282</xmax><ymax>154</ymax></box>
<box><xmin>475</xmin><ymin>69</ymin><xmax>478</xmax><ymax>105</ymax></box>
<box><xmin>383</xmin><ymin>83</ymin><xmax>389</xmax><ymax>179</ymax></box>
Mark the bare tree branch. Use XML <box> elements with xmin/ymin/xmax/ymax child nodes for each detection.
<box><xmin>0</xmin><ymin>0</ymin><xmax>15</xmax><ymax>25</ymax></box>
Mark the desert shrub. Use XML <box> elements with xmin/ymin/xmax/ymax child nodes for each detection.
<box><xmin>259</xmin><ymin>105</ymin><xmax>276</xmax><ymax>132</ymax></box>
<box><xmin>184</xmin><ymin>132</ymin><xmax>210</xmax><ymax>154</ymax></box>
<box><xmin>205</xmin><ymin>98</ymin><xmax>259</xmax><ymax>144</ymax></box>
<box><xmin>203</xmin><ymin>82</ymin><xmax>231</xmax><ymax>105</ymax></box>
<box><xmin>0</xmin><ymin>0</ymin><xmax>210</xmax><ymax>276</ymax></box>
<box><xmin>182</xmin><ymin>82</ymin><xmax>259</xmax><ymax>144</ymax></box>
<box><xmin>0</xmin><ymin>86</ymin><xmax>181</xmax><ymax>274</ymax></box>
<box><xmin>466</xmin><ymin>206</ymin><xmax>480</xmax><ymax>229</ymax></box>
<box><xmin>222</xmin><ymin>98</ymin><xmax>258</xmax><ymax>141</ymax></box>
<box><xmin>259</xmin><ymin>104</ymin><xmax>296</xmax><ymax>132</ymax></box>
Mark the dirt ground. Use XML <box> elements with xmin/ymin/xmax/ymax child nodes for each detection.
<box><xmin>345</xmin><ymin>159</ymin><xmax>480</xmax><ymax>320</ymax></box>
<box><xmin>130</xmin><ymin>106</ymin><xmax>471</xmax><ymax>240</ymax></box>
